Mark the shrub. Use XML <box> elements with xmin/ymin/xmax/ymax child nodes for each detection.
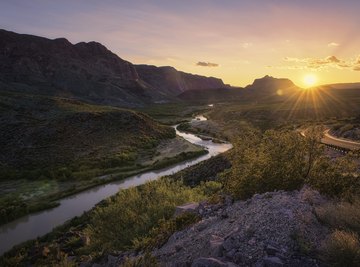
<box><xmin>320</xmin><ymin>230</ymin><xmax>360</xmax><ymax>267</ymax></box>
<box><xmin>225</xmin><ymin>129</ymin><xmax>307</xmax><ymax>199</ymax></box>
<box><xmin>315</xmin><ymin>199</ymin><xmax>360</xmax><ymax>234</ymax></box>
<box><xmin>307</xmin><ymin>155</ymin><xmax>359</xmax><ymax>198</ymax></box>
<box><xmin>225</xmin><ymin>126</ymin><xmax>358</xmax><ymax>199</ymax></box>
<box><xmin>120</xmin><ymin>252</ymin><xmax>159</xmax><ymax>267</ymax></box>
<box><xmin>132</xmin><ymin>212</ymin><xmax>200</xmax><ymax>251</ymax></box>
<box><xmin>85</xmin><ymin>178</ymin><xmax>207</xmax><ymax>253</ymax></box>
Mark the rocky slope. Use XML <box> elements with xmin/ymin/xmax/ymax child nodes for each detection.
<box><xmin>98</xmin><ymin>187</ymin><xmax>329</xmax><ymax>267</ymax></box>
<box><xmin>0</xmin><ymin>29</ymin><xmax>228</xmax><ymax>107</ymax></box>
<box><xmin>135</xmin><ymin>65</ymin><xmax>228</xmax><ymax>97</ymax></box>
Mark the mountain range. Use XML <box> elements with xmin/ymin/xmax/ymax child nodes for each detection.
<box><xmin>0</xmin><ymin>29</ymin><xmax>359</xmax><ymax>107</ymax></box>
<box><xmin>0</xmin><ymin>29</ymin><xmax>227</xmax><ymax>107</ymax></box>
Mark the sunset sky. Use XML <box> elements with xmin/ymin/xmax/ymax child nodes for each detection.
<box><xmin>1</xmin><ymin>0</ymin><xmax>359</xmax><ymax>87</ymax></box>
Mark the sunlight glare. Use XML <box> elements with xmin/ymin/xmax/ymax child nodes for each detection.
<box><xmin>303</xmin><ymin>74</ymin><xmax>317</xmax><ymax>88</ymax></box>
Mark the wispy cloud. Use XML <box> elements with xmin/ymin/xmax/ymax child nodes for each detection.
<box><xmin>241</xmin><ymin>42</ymin><xmax>253</xmax><ymax>49</ymax></box>
<box><xmin>328</xmin><ymin>42</ymin><xmax>340</xmax><ymax>47</ymax></box>
<box><xmin>282</xmin><ymin>55</ymin><xmax>360</xmax><ymax>71</ymax></box>
<box><xmin>196</xmin><ymin>61</ymin><xmax>219</xmax><ymax>67</ymax></box>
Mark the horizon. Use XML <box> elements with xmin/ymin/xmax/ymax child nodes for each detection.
<box><xmin>1</xmin><ymin>0</ymin><xmax>360</xmax><ymax>87</ymax></box>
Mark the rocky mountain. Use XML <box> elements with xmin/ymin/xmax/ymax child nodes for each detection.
<box><xmin>244</xmin><ymin>75</ymin><xmax>300</xmax><ymax>95</ymax></box>
<box><xmin>135</xmin><ymin>65</ymin><xmax>228</xmax><ymax>97</ymax></box>
<box><xmin>178</xmin><ymin>76</ymin><xmax>301</xmax><ymax>103</ymax></box>
<box><xmin>0</xmin><ymin>29</ymin><xmax>228</xmax><ymax>106</ymax></box>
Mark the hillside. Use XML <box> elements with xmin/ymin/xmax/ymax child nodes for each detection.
<box><xmin>0</xmin><ymin>29</ymin><xmax>228</xmax><ymax>106</ymax></box>
<box><xmin>0</xmin><ymin>91</ymin><xmax>175</xmax><ymax>179</ymax></box>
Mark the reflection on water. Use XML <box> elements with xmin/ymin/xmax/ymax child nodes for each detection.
<box><xmin>0</xmin><ymin>117</ymin><xmax>232</xmax><ymax>255</ymax></box>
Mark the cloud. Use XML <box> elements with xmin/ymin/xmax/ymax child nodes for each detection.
<box><xmin>281</xmin><ymin>55</ymin><xmax>360</xmax><ymax>71</ymax></box>
<box><xmin>328</xmin><ymin>42</ymin><xmax>340</xmax><ymax>47</ymax></box>
<box><xmin>241</xmin><ymin>42</ymin><xmax>253</xmax><ymax>48</ymax></box>
<box><xmin>196</xmin><ymin>61</ymin><xmax>219</xmax><ymax>67</ymax></box>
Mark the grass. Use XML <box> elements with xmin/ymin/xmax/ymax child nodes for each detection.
<box><xmin>136</xmin><ymin>102</ymin><xmax>210</xmax><ymax>124</ymax></box>
<box><xmin>315</xmin><ymin>199</ymin><xmax>360</xmax><ymax>233</ymax></box>
<box><xmin>316</xmin><ymin>199</ymin><xmax>360</xmax><ymax>266</ymax></box>
<box><xmin>320</xmin><ymin>230</ymin><xmax>360</xmax><ymax>267</ymax></box>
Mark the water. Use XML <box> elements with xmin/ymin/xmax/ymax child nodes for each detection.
<box><xmin>0</xmin><ymin>115</ymin><xmax>232</xmax><ymax>255</ymax></box>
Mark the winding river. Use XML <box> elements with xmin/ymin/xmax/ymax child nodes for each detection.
<box><xmin>0</xmin><ymin>115</ymin><xmax>232</xmax><ymax>255</ymax></box>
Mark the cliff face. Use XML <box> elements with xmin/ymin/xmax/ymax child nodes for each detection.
<box><xmin>135</xmin><ymin>65</ymin><xmax>228</xmax><ymax>97</ymax></box>
<box><xmin>0</xmin><ymin>29</ymin><xmax>228</xmax><ymax>106</ymax></box>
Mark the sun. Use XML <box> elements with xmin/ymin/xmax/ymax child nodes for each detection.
<box><xmin>303</xmin><ymin>74</ymin><xmax>317</xmax><ymax>88</ymax></box>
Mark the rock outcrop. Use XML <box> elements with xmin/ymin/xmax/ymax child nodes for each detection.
<box><xmin>153</xmin><ymin>187</ymin><xmax>327</xmax><ymax>267</ymax></box>
<box><xmin>244</xmin><ymin>75</ymin><xmax>300</xmax><ymax>95</ymax></box>
<box><xmin>94</xmin><ymin>187</ymin><xmax>329</xmax><ymax>267</ymax></box>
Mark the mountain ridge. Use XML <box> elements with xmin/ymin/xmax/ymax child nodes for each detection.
<box><xmin>0</xmin><ymin>29</ymin><xmax>228</xmax><ymax>107</ymax></box>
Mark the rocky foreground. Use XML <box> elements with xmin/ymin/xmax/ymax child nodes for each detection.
<box><xmin>95</xmin><ymin>187</ymin><xmax>330</xmax><ymax>267</ymax></box>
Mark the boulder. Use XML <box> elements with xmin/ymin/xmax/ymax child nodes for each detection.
<box><xmin>209</xmin><ymin>235</ymin><xmax>224</xmax><ymax>257</ymax></box>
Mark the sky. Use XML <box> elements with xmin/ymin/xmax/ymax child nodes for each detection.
<box><xmin>1</xmin><ymin>0</ymin><xmax>360</xmax><ymax>87</ymax></box>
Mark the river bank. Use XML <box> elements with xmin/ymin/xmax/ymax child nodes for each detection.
<box><xmin>0</xmin><ymin>116</ymin><xmax>232</xmax><ymax>256</ymax></box>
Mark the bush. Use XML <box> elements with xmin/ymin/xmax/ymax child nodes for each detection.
<box><xmin>320</xmin><ymin>230</ymin><xmax>360</xmax><ymax>267</ymax></box>
<box><xmin>85</xmin><ymin>178</ymin><xmax>208</xmax><ymax>253</ymax></box>
<box><xmin>132</xmin><ymin>212</ymin><xmax>200</xmax><ymax>251</ymax></box>
<box><xmin>225</xmin><ymin>126</ymin><xmax>358</xmax><ymax>199</ymax></box>
<box><xmin>316</xmin><ymin>199</ymin><xmax>360</xmax><ymax>234</ymax></box>
<box><xmin>306</xmin><ymin>155</ymin><xmax>359</xmax><ymax>198</ymax></box>
<box><xmin>120</xmin><ymin>252</ymin><xmax>159</xmax><ymax>267</ymax></box>
<box><xmin>225</xmin><ymin>129</ymin><xmax>307</xmax><ymax>199</ymax></box>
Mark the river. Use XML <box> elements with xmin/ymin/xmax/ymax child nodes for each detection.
<box><xmin>0</xmin><ymin>115</ymin><xmax>232</xmax><ymax>255</ymax></box>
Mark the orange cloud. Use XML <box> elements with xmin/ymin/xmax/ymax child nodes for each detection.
<box><xmin>283</xmin><ymin>55</ymin><xmax>360</xmax><ymax>71</ymax></box>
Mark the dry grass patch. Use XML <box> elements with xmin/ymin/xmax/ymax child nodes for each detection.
<box><xmin>320</xmin><ymin>230</ymin><xmax>360</xmax><ymax>267</ymax></box>
<box><xmin>315</xmin><ymin>199</ymin><xmax>360</xmax><ymax>233</ymax></box>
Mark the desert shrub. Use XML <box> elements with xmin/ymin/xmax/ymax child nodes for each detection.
<box><xmin>225</xmin><ymin>126</ymin><xmax>358</xmax><ymax>199</ymax></box>
<box><xmin>225</xmin><ymin>128</ymin><xmax>308</xmax><ymax>199</ymax></box>
<box><xmin>320</xmin><ymin>230</ymin><xmax>360</xmax><ymax>267</ymax></box>
<box><xmin>120</xmin><ymin>252</ymin><xmax>159</xmax><ymax>267</ymax></box>
<box><xmin>316</xmin><ymin>199</ymin><xmax>360</xmax><ymax>234</ymax></box>
<box><xmin>85</xmin><ymin>178</ymin><xmax>208</xmax><ymax>254</ymax></box>
<box><xmin>132</xmin><ymin>212</ymin><xmax>200</xmax><ymax>251</ymax></box>
<box><xmin>307</xmin><ymin>155</ymin><xmax>359</xmax><ymax>198</ymax></box>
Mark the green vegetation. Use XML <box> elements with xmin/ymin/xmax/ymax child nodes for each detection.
<box><xmin>0</xmin><ymin>91</ymin><xmax>209</xmax><ymax>225</ymax></box>
<box><xmin>120</xmin><ymin>253</ymin><xmax>159</xmax><ymax>267</ymax></box>
<box><xmin>0</xmin><ymin>178</ymin><xmax>221</xmax><ymax>266</ymax></box>
<box><xmin>1</xmin><ymin>89</ymin><xmax>360</xmax><ymax>266</ymax></box>
<box><xmin>85</xmin><ymin>178</ymin><xmax>211</xmax><ymax>254</ymax></box>
<box><xmin>136</xmin><ymin>103</ymin><xmax>210</xmax><ymax>124</ymax></box>
<box><xmin>224</xmin><ymin>126</ymin><xmax>359</xmax><ymax>199</ymax></box>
